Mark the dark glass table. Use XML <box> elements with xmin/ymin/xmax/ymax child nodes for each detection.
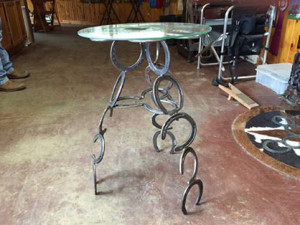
<box><xmin>78</xmin><ymin>22</ymin><xmax>211</xmax><ymax>215</ymax></box>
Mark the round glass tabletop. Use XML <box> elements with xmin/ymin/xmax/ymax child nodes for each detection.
<box><xmin>78</xmin><ymin>22</ymin><xmax>212</xmax><ymax>42</ymax></box>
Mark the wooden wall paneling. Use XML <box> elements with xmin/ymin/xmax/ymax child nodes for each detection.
<box><xmin>113</xmin><ymin>3</ymin><xmax>120</xmax><ymax>22</ymax></box>
<box><xmin>280</xmin><ymin>18</ymin><xmax>294</xmax><ymax>63</ymax></box>
<box><xmin>55</xmin><ymin>0</ymin><xmax>180</xmax><ymax>25</ymax></box>
<box><xmin>76</xmin><ymin>1</ymin><xmax>83</xmax><ymax>22</ymax></box>
<box><xmin>288</xmin><ymin>20</ymin><xmax>300</xmax><ymax>62</ymax></box>
<box><xmin>77</xmin><ymin>2</ymin><xmax>85</xmax><ymax>22</ymax></box>
<box><xmin>88</xmin><ymin>3</ymin><xmax>96</xmax><ymax>23</ymax></box>
<box><xmin>140</xmin><ymin>4</ymin><xmax>163</xmax><ymax>22</ymax></box>
<box><xmin>0</xmin><ymin>3</ymin><xmax>13</xmax><ymax>49</ymax></box>
<box><xmin>100</xmin><ymin>3</ymin><xmax>105</xmax><ymax>23</ymax></box>
<box><xmin>57</xmin><ymin>0</ymin><xmax>70</xmax><ymax>23</ymax></box>
<box><xmin>83</xmin><ymin>3</ymin><xmax>91</xmax><ymax>23</ymax></box>
<box><xmin>267</xmin><ymin>0</ymin><xmax>300</xmax><ymax>64</ymax></box>
<box><xmin>91</xmin><ymin>3</ymin><xmax>97</xmax><ymax>23</ymax></box>
<box><xmin>170</xmin><ymin>0</ymin><xmax>181</xmax><ymax>15</ymax></box>
<box><xmin>138</xmin><ymin>4</ymin><xmax>148</xmax><ymax>21</ymax></box>
<box><xmin>69</xmin><ymin>0</ymin><xmax>75</xmax><ymax>22</ymax></box>
<box><xmin>68</xmin><ymin>0</ymin><xmax>77</xmax><ymax>22</ymax></box>
<box><xmin>0</xmin><ymin>0</ymin><xmax>27</xmax><ymax>53</ymax></box>
<box><xmin>55</xmin><ymin>0</ymin><xmax>64</xmax><ymax>21</ymax></box>
<box><xmin>91</xmin><ymin>3</ymin><xmax>98</xmax><ymax>24</ymax></box>
<box><xmin>151</xmin><ymin>8</ymin><xmax>164</xmax><ymax>22</ymax></box>
<box><xmin>15</xmin><ymin>0</ymin><xmax>26</xmax><ymax>37</ymax></box>
<box><xmin>74</xmin><ymin>1</ymin><xmax>80</xmax><ymax>22</ymax></box>
<box><xmin>70</xmin><ymin>0</ymin><xmax>76</xmax><ymax>21</ymax></box>
<box><xmin>94</xmin><ymin>3</ymin><xmax>101</xmax><ymax>23</ymax></box>
<box><xmin>83</xmin><ymin>3</ymin><xmax>90</xmax><ymax>23</ymax></box>
<box><xmin>90</xmin><ymin>3</ymin><xmax>96</xmax><ymax>23</ymax></box>
<box><xmin>76</xmin><ymin>0</ymin><xmax>81</xmax><ymax>21</ymax></box>
<box><xmin>68</xmin><ymin>0</ymin><xmax>80</xmax><ymax>24</ymax></box>
<box><xmin>122</xmin><ymin>2</ymin><xmax>138</xmax><ymax>23</ymax></box>
<box><xmin>267</xmin><ymin>18</ymin><xmax>299</xmax><ymax>64</ymax></box>
<box><xmin>115</xmin><ymin>3</ymin><xmax>126</xmax><ymax>23</ymax></box>
<box><xmin>63</xmin><ymin>0</ymin><xmax>70</xmax><ymax>21</ymax></box>
<box><xmin>99</xmin><ymin>3</ymin><xmax>105</xmax><ymax>22</ymax></box>
<box><xmin>4</xmin><ymin>1</ymin><xmax>24</xmax><ymax>46</ymax></box>
<box><xmin>72</xmin><ymin>0</ymin><xmax>79</xmax><ymax>21</ymax></box>
<box><xmin>63</xmin><ymin>1</ymin><xmax>70</xmax><ymax>22</ymax></box>
<box><xmin>126</xmin><ymin>2</ymin><xmax>133</xmax><ymax>22</ymax></box>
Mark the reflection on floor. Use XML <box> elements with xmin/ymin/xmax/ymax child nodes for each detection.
<box><xmin>0</xmin><ymin>26</ymin><xmax>299</xmax><ymax>225</ymax></box>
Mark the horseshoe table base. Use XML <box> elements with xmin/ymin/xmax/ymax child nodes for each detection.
<box><xmin>91</xmin><ymin>40</ymin><xmax>203</xmax><ymax>215</ymax></box>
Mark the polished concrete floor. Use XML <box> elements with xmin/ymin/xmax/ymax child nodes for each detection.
<box><xmin>0</xmin><ymin>27</ymin><xmax>299</xmax><ymax>225</ymax></box>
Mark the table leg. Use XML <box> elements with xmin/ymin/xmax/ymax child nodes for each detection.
<box><xmin>92</xmin><ymin>40</ymin><xmax>203</xmax><ymax>215</ymax></box>
<box><xmin>144</xmin><ymin>41</ymin><xmax>203</xmax><ymax>214</ymax></box>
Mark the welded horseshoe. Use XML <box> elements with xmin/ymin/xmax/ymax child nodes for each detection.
<box><xmin>154</xmin><ymin>42</ymin><xmax>160</xmax><ymax>63</ymax></box>
<box><xmin>110</xmin><ymin>71</ymin><xmax>126</xmax><ymax>107</ymax></box>
<box><xmin>141</xmin><ymin>87</ymin><xmax>172</xmax><ymax>102</ymax></box>
<box><xmin>152</xmin><ymin>114</ymin><xmax>163</xmax><ymax>129</ymax></box>
<box><xmin>92</xmin><ymin>134</ymin><xmax>106</xmax><ymax>164</ymax></box>
<box><xmin>179</xmin><ymin>147</ymin><xmax>198</xmax><ymax>184</ymax></box>
<box><xmin>153</xmin><ymin>75</ymin><xmax>184</xmax><ymax>115</ymax></box>
<box><xmin>92</xmin><ymin>133</ymin><xmax>106</xmax><ymax>195</ymax></box>
<box><xmin>153</xmin><ymin>131</ymin><xmax>177</xmax><ymax>153</ymax></box>
<box><xmin>145</xmin><ymin>41</ymin><xmax>170</xmax><ymax>76</ymax></box>
<box><xmin>161</xmin><ymin>113</ymin><xmax>197</xmax><ymax>152</ymax></box>
<box><xmin>142</xmin><ymin>89</ymin><xmax>178</xmax><ymax>115</ymax></box>
<box><xmin>181</xmin><ymin>179</ymin><xmax>203</xmax><ymax>215</ymax></box>
<box><xmin>141</xmin><ymin>89</ymin><xmax>165</xmax><ymax>115</ymax></box>
<box><xmin>151</xmin><ymin>113</ymin><xmax>174</xmax><ymax>129</ymax></box>
<box><xmin>92</xmin><ymin>160</ymin><xmax>98</xmax><ymax>195</ymax></box>
<box><xmin>97</xmin><ymin>106</ymin><xmax>113</xmax><ymax>135</ymax></box>
<box><xmin>110</xmin><ymin>41</ymin><xmax>145</xmax><ymax>71</ymax></box>
<box><xmin>145</xmin><ymin>65</ymin><xmax>173</xmax><ymax>89</ymax></box>
<box><xmin>144</xmin><ymin>42</ymin><xmax>172</xmax><ymax>87</ymax></box>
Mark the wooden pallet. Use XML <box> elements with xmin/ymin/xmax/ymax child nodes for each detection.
<box><xmin>218</xmin><ymin>83</ymin><xmax>259</xmax><ymax>110</ymax></box>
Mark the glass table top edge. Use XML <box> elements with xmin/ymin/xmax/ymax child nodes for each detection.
<box><xmin>78</xmin><ymin>23</ymin><xmax>212</xmax><ymax>42</ymax></box>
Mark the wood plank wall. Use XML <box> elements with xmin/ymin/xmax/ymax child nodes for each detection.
<box><xmin>267</xmin><ymin>1</ymin><xmax>300</xmax><ymax>64</ymax></box>
<box><xmin>55</xmin><ymin>0</ymin><xmax>181</xmax><ymax>25</ymax></box>
<box><xmin>0</xmin><ymin>0</ymin><xmax>27</xmax><ymax>53</ymax></box>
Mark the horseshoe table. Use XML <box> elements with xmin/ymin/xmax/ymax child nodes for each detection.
<box><xmin>78</xmin><ymin>22</ymin><xmax>211</xmax><ymax>215</ymax></box>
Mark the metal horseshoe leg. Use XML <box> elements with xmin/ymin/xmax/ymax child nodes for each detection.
<box><xmin>179</xmin><ymin>147</ymin><xmax>203</xmax><ymax>215</ymax></box>
<box><xmin>147</xmin><ymin>42</ymin><xmax>203</xmax><ymax>214</ymax></box>
<box><xmin>161</xmin><ymin>113</ymin><xmax>197</xmax><ymax>153</ymax></box>
<box><xmin>92</xmin><ymin>40</ymin><xmax>203</xmax><ymax>215</ymax></box>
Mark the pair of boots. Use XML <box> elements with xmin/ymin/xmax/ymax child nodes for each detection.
<box><xmin>0</xmin><ymin>70</ymin><xmax>30</xmax><ymax>92</ymax></box>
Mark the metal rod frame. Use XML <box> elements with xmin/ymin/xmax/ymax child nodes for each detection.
<box><xmin>197</xmin><ymin>3</ymin><xmax>210</xmax><ymax>69</ymax></box>
<box><xmin>92</xmin><ymin>40</ymin><xmax>203</xmax><ymax>215</ymax></box>
<box><xmin>100</xmin><ymin>0</ymin><xmax>121</xmax><ymax>25</ymax></box>
<box><xmin>126</xmin><ymin>0</ymin><xmax>145</xmax><ymax>23</ymax></box>
<box><xmin>197</xmin><ymin>3</ymin><xmax>233</xmax><ymax>70</ymax></box>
